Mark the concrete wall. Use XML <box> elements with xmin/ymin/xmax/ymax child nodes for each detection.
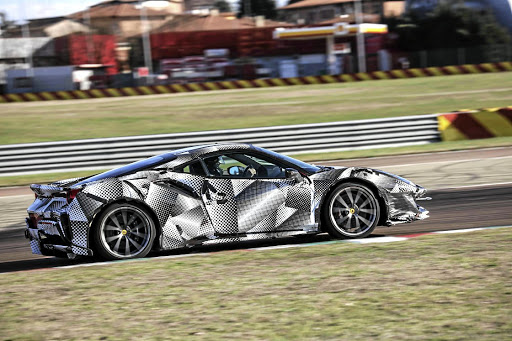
<box><xmin>0</xmin><ymin>37</ymin><xmax>55</xmax><ymax>59</ymax></box>
<box><xmin>6</xmin><ymin>66</ymin><xmax>75</xmax><ymax>94</ymax></box>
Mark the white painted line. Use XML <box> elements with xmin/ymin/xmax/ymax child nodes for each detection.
<box><xmin>207</xmin><ymin>101</ymin><xmax>309</xmax><ymax>109</ymax></box>
<box><xmin>433</xmin><ymin>181</ymin><xmax>512</xmax><ymax>191</ymax></box>
<box><xmin>319</xmin><ymin>146</ymin><xmax>512</xmax><ymax>164</ymax></box>
<box><xmin>323</xmin><ymin>155</ymin><xmax>512</xmax><ymax>169</ymax></box>
<box><xmin>251</xmin><ymin>244</ymin><xmax>314</xmax><ymax>251</ymax></box>
<box><xmin>60</xmin><ymin>253</ymin><xmax>208</xmax><ymax>270</ymax></box>
<box><xmin>375</xmin><ymin>155</ymin><xmax>512</xmax><ymax>169</ymax></box>
<box><xmin>401</xmin><ymin>87</ymin><xmax>512</xmax><ymax>98</ymax></box>
<box><xmin>2</xmin><ymin>225</ymin><xmax>509</xmax><ymax>276</ymax></box>
<box><xmin>0</xmin><ymin>194</ymin><xmax>34</xmax><ymax>199</ymax></box>
<box><xmin>433</xmin><ymin>228</ymin><xmax>487</xmax><ymax>234</ymax></box>
<box><xmin>344</xmin><ymin>236</ymin><xmax>409</xmax><ymax>244</ymax></box>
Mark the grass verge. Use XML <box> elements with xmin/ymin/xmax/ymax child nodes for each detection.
<box><xmin>1</xmin><ymin>73</ymin><xmax>512</xmax><ymax>144</ymax></box>
<box><xmin>2</xmin><ymin>136</ymin><xmax>511</xmax><ymax>188</ymax></box>
<box><xmin>0</xmin><ymin>228</ymin><xmax>510</xmax><ymax>340</ymax></box>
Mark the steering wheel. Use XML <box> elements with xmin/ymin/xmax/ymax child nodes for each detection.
<box><xmin>243</xmin><ymin>165</ymin><xmax>257</xmax><ymax>178</ymax></box>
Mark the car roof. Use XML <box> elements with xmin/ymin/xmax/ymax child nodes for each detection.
<box><xmin>173</xmin><ymin>143</ymin><xmax>254</xmax><ymax>156</ymax></box>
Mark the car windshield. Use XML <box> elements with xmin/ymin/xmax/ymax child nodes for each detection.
<box><xmin>75</xmin><ymin>153</ymin><xmax>177</xmax><ymax>186</ymax></box>
<box><xmin>255</xmin><ymin>147</ymin><xmax>321</xmax><ymax>173</ymax></box>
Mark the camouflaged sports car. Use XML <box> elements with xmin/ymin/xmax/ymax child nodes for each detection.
<box><xmin>26</xmin><ymin>143</ymin><xmax>430</xmax><ymax>260</ymax></box>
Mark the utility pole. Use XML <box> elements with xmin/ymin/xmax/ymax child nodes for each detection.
<box><xmin>21</xmin><ymin>22</ymin><xmax>34</xmax><ymax>78</ymax></box>
<box><xmin>20</xmin><ymin>0</ymin><xmax>34</xmax><ymax>79</ymax></box>
<box><xmin>245</xmin><ymin>0</ymin><xmax>252</xmax><ymax>17</ymax></box>
<box><xmin>83</xmin><ymin>6</ymin><xmax>95</xmax><ymax>64</ymax></box>
<box><xmin>354</xmin><ymin>0</ymin><xmax>366</xmax><ymax>73</ymax></box>
<box><xmin>140</xmin><ymin>1</ymin><xmax>154</xmax><ymax>83</ymax></box>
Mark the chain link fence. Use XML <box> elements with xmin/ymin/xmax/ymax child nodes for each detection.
<box><xmin>405</xmin><ymin>44</ymin><xmax>512</xmax><ymax>68</ymax></box>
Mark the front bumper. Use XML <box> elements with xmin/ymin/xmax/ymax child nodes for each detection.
<box><xmin>384</xmin><ymin>186</ymin><xmax>430</xmax><ymax>225</ymax></box>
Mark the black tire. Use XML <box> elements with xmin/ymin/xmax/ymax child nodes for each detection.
<box><xmin>92</xmin><ymin>203</ymin><xmax>156</xmax><ymax>260</ymax></box>
<box><xmin>322</xmin><ymin>182</ymin><xmax>380</xmax><ymax>239</ymax></box>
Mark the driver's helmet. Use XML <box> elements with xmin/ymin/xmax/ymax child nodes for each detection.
<box><xmin>205</xmin><ymin>156</ymin><xmax>223</xmax><ymax>176</ymax></box>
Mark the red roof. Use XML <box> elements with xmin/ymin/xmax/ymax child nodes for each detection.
<box><xmin>152</xmin><ymin>14</ymin><xmax>292</xmax><ymax>32</ymax></box>
<box><xmin>280</xmin><ymin>0</ymin><xmax>354</xmax><ymax>10</ymax></box>
<box><xmin>68</xmin><ymin>1</ymin><xmax>169</xmax><ymax>19</ymax></box>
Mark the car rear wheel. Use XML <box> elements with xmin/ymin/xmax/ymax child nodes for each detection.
<box><xmin>323</xmin><ymin>182</ymin><xmax>380</xmax><ymax>239</ymax></box>
<box><xmin>92</xmin><ymin>203</ymin><xmax>156</xmax><ymax>260</ymax></box>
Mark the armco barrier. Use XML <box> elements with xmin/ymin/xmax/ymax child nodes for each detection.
<box><xmin>438</xmin><ymin>107</ymin><xmax>512</xmax><ymax>141</ymax></box>
<box><xmin>1</xmin><ymin>62</ymin><xmax>511</xmax><ymax>103</ymax></box>
<box><xmin>0</xmin><ymin>114</ymin><xmax>440</xmax><ymax>176</ymax></box>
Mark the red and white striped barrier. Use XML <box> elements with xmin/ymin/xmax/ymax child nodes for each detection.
<box><xmin>1</xmin><ymin>62</ymin><xmax>511</xmax><ymax>103</ymax></box>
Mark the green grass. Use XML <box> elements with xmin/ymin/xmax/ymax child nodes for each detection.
<box><xmin>2</xmin><ymin>136</ymin><xmax>511</xmax><ymax>188</ymax></box>
<box><xmin>0</xmin><ymin>228</ymin><xmax>510</xmax><ymax>340</ymax></box>
<box><xmin>1</xmin><ymin>73</ymin><xmax>512</xmax><ymax>145</ymax></box>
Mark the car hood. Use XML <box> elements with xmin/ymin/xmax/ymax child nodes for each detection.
<box><xmin>315</xmin><ymin>165</ymin><xmax>425</xmax><ymax>195</ymax></box>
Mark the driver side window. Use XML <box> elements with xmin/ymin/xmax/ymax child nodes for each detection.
<box><xmin>203</xmin><ymin>154</ymin><xmax>244</xmax><ymax>177</ymax></box>
<box><xmin>174</xmin><ymin>161</ymin><xmax>206</xmax><ymax>176</ymax></box>
<box><xmin>203</xmin><ymin>153</ymin><xmax>286</xmax><ymax>178</ymax></box>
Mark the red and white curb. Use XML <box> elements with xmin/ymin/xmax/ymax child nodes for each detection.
<box><xmin>2</xmin><ymin>225</ymin><xmax>510</xmax><ymax>274</ymax></box>
<box><xmin>253</xmin><ymin>225</ymin><xmax>510</xmax><ymax>250</ymax></box>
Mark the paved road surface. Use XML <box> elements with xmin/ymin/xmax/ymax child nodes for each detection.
<box><xmin>1</xmin><ymin>147</ymin><xmax>511</xmax><ymax>273</ymax></box>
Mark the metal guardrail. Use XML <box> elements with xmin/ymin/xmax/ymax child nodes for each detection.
<box><xmin>0</xmin><ymin>114</ymin><xmax>440</xmax><ymax>176</ymax></box>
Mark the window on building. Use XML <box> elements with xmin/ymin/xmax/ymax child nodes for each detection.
<box><xmin>320</xmin><ymin>9</ymin><xmax>334</xmax><ymax>20</ymax></box>
<box><xmin>13</xmin><ymin>77</ymin><xmax>33</xmax><ymax>89</ymax></box>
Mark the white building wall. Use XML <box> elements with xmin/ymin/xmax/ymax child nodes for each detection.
<box><xmin>6</xmin><ymin>66</ymin><xmax>75</xmax><ymax>93</ymax></box>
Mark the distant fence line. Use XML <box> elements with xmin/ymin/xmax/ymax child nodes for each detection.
<box><xmin>1</xmin><ymin>61</ymin><xmax>511</xmax><ymax>103</ymax></box>
<box><xmin>2</xmin><ymin>107</ymin><xmax>511</xmax><ymax>177</ymax></box>
<box><xmin>0</xmin><ymin>114</ymin><xmax>440</xmax><ymax>176</ymax></box>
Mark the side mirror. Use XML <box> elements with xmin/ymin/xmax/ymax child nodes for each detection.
<box><xmin>228</xmin><ymin>166</ymin><xmax>243</xmax><ymax>176</ymax></box>
<box><xmin>285</xmin><ymin>168</ymin><xmax>303</xmax><ymax>183</ymax></box>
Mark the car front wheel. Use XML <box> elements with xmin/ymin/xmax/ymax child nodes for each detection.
<box><xmin>92</xmin><ymin>203</ymin><xmax>156</xmax><ymax>260</ymax></box>
<box><xmin>323</xmin><ymin>182</ymin><xmax>380</xmax><ymax>239</ymax></box>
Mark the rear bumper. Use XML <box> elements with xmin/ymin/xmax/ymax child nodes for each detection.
<box><xmin>25</xmin><ymin>217</ymin><xmax>93</xmax><ymax>258</ymax></box>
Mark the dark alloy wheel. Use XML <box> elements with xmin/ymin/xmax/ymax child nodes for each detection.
<box><xmin>323</xmin><ymin>182</ymin><xmax>380</xmax><ymax>239</ymax></box>
<box><xmin>92</xmin><ymin>203</ymin><xmax>156</xmax><ymax>260</ymax></box>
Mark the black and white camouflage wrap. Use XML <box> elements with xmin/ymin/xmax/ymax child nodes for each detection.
<box><xmin>25</xmin><ymin>143</ymin><xmax>429</xmax><ymax>258</ymax></box>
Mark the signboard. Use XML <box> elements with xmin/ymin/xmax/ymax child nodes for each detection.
<box><xmin>137</xmin><ymin>67</ymin><xmax>149</xmax><ymax>77</ymax></box>
<box><xmin>334</xmin><ymin>43</ymin><xmax>351</xmax><ymax>54</ymax></box>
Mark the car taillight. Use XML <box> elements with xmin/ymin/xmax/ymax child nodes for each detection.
<box><xmin>29</xmin><ymin>214</ymin><xmax>39</xmax><ymax>228</ymax></box>
<box><xmin>67</xmin><ymin>189</ymin><xmax>82</xmax><ymax>203</ymax></box>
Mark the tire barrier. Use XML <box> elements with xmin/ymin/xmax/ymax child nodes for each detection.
<box><xmin>1</xmin><ymin>62</ymin><xmax>511</xmax><ymax>103</ymax></box>
<box><xmin>438</xmin><ymin>107</ymin><xmax>512</xmax><ymax>141</ymax></box>
<box><xmin>0</xmin><ymin>114</ymin><xmax>440</xmax><ymax>176</ymax></box>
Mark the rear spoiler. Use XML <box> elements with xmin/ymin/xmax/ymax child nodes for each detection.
<box><xmin>30</xmin><ymin>184</ymin><xmax>65</xmax><ymax>197</ymax></box>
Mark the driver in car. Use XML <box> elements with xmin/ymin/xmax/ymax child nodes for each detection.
<box><xmin>204</xmin><ymin>156</ymin><xmax>224</xmax><ymax>176</ymax></box>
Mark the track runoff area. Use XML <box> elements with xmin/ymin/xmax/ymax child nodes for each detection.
<box><xmin>7</xmin><ymin>225</ymin><xmax>509</xmax><ymax>274</ymax></box>
<box><xmin>1</xmin><ymin>146</ymin><xmax>511</xmax><ymax>274</ymax></box>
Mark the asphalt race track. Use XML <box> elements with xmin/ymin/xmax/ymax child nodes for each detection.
<box><xmin>1</xmin><ymin>147</ymin><xmax>511</xmax><ymax>274</ymax></box>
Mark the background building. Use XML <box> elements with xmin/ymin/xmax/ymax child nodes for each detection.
<box><xmin>68</xmin><ymin>0</ymin><xmax>182</xmax><ymax>39</ymax></box>
<box><xmin>279</xmin><ymin>0</ymin><xmax>405</xmax><ymax>25</ymax></box>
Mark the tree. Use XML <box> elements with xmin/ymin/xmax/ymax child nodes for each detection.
<box><xmin>238</xmin><ymin>0</ymin><xmax>277</xmax><ymax>19</ymax></box>
<box><xmin>383</xmin><ymin>4</ymin><xmax>511</xmax><ymax>51</ymax></box>
<box><xmin>286</xmin><ymin>0</ymin><xmax>303</xmax><ymax>5</ymax></box>
<box><xmin>214</xmin><ymin>0</ymin><xmax>232</xmax><ymax>13</ymax></box>
<box><xmin>0</xmin><ymin>11</ymin><xmax>14</xmax><ymax>30</ymax></box>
